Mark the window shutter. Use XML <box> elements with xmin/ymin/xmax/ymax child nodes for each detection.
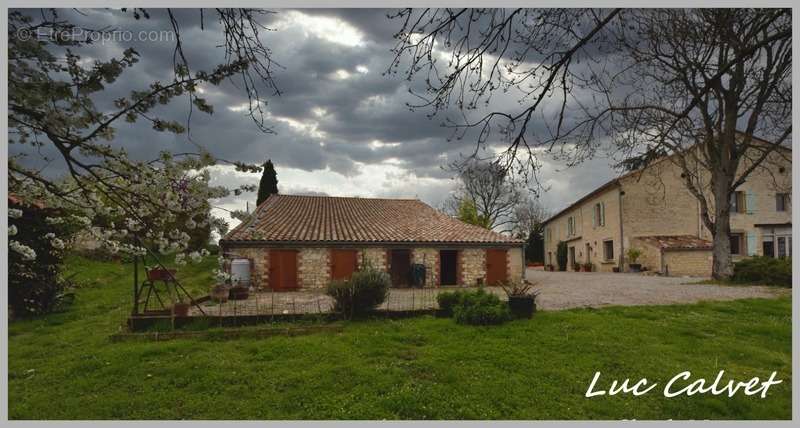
<box><xmin>747</xmin><ymin>232</ymin><xmax>757</xmax><ymax>256</ymax></box>
<box><xmin>592</xmin><ymin>206</ymin><xmax>596</xmax><ymax>228</ymax></box>
<box><xmin>746</xmin><ymin>191</ymin><xmax>756</xmax><ymax>214</ymax></box>
<box><xmin>601</xmin><ymin>202</ymin><xmax>606</xmax><ymax>226</ymax></box>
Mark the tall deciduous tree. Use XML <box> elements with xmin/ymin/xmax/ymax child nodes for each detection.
<box><xmin>256</xmin><ymin>159</ymin><xmax>279</xmax><ymax>206</ymax></box>
<box><xmin>456</xmin><ymin>198</ymin><xmax>490</xmax><ymax>229</ymax></box>
<box><xmin>444</xmin><ymin>159</ymin><xmax>523</xmax><ymax>233</ymax></box>
<box><xmin>390</xmin><ymin>8</ymin><xmax>791</xmax><ymax>279</ymax></box>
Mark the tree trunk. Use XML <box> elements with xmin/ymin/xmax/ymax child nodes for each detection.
<box><xmin>711</xmin><ymin>173</ymin><xmax>734</xmax><ymax>280</ymax></box>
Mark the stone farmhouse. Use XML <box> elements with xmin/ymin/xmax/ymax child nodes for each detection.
<box><xmin>220</xmin><ymin>195</ymin><xmax>524</xmax><ymax>290</ymax></box>
<box><xmin>542</xmin><ymin>138</ymin><xmax>792</xmax><ymax>277</ymax></box>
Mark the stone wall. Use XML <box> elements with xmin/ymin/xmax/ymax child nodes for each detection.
<box><xmin>663</xmin><ymin>250</ymin><xmax>712</xmax><ymax>277</ymax></box>
<box><xmin>358</xmin><ymin>248</ymin><xmax>387</xmax><ymax>271</ymax></box>
<box><xmin>223</xmin><ymin>245</ymin><xmax>524</xmax><ymax>289</ymax></box>
<box><xmin>297</xmin><ymin>247</ymin><xmax>331</xmax><ymax>289</ymax></box>
<box><xmin>459</xmin><ymin>248</ymin><xmax>486</xmax><ymax>286</ymax></box>
<box><xmin>507</xmin><ymin>247</ymin><xmax>524</xmax><ymax>282</ymax></box>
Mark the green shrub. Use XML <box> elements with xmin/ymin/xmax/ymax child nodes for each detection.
<box><xmin>326</xmin><ymin>262</ymin><xmax>390</xmax><ymax>317</ymax></box>
<box><xmin>556</xmin><ymin>241</ymin><xmax>568</xmax><ymax>271</ymax></box>
<box><xmin>732</xmin><ymin>256</ymin><xmax>791</xmax><ymax>287</ymax></box>
<box><xmin>436</xmin><ymin>290</ymin><xmax>467</xmax><ymax>316</ymax></box>
<box><xmin>8</xmin><ymin>199</ymin><xmax>78</xmax><ymax>319</ymax></box>
<box><xmin>449</xmin><ymin>288</ymin><xmax>511</xmax><ymax>325</ymax></box>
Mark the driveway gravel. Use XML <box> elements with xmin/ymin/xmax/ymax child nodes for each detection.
<box><xmin>526</xmin><ymin>268</ymin><xmax>789</xmax><ymax>310</ymax></box>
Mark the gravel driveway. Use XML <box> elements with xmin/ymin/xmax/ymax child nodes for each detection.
<box><xmin>526</xmin><ymin>268</ymin><xmax>789</xmax><ymax>310</ymax></box>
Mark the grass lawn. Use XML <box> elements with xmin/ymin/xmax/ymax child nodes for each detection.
<box><xmin>8</xmin><ymin>255</ymin><xmax>792</xmax><ymax>420</ymax></box>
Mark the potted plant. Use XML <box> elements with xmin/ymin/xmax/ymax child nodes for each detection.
<box><xmin>229</xmin><ymin>279</ymin><xmax>249</xmax><ymax>300</ymax></box>
<box><xmin>545</xmin><ymin>264</ymin><xmax>555</xmax><ymax>272</ymax></box>
<box><xmin>572</xmin><ymin>262</ymin><xmax>581</xmax><ymax>272</ymax></box>
<box><xmin>612</xmin><ymin>266</ymin><xmax>620</xmax><ymax>273</ymax></box>
<box><xmin>172</xmin><ymin>298</ymin><xmax>190</xmax><ymax>317</ymax></box>
<box><xmin>210</xmin><ymin>283</ymin><xmax>229</xmax><ymax>303</ymax></box>
<box><xmin>500</xmin><ymin>281</ymin><xmax>541</xmax><ymax>319</ymax></box>
<box><xmin>627</xmin><ymin>248</ymin><xmax>643</xmax><ymax>272</ymax></box>
<box><xmin>581</xmin><ymin>262</ymin><xmax>593</xmax><ymax>272</ymax></box>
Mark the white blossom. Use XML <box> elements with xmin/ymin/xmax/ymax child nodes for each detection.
<box><xmin>9</xmin><ymin>208</ymin><xmax>23</xmax><ymax>219</ymax></box>
<box><xmin>10</xmin><ymin>240</ymin><xmax>37</xmax><ymax>261</ymax></box>
<box><xmin>174</xmin><ymin>253</ymin><xmax>187</xmax><ymax>266</ymax></box>
<box><xmin>8</xmin><ymin>225</ymin><xmax>17</xmax><ymax>236</ymax></box>
<box><xmin>45</xmin><ymin>217</ymin><xmax>64</xmax><ymax>225</ymax></box>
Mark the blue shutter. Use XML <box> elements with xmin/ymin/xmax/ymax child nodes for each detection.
<box><xmin>747</xmin><ymin>232</ymin><xmax>757</xmax><ymax>256</ymax></box>
<box><xmin>746</xmin><ymin>191</ymin><xmax>756</xmax><ymax>214</ymax></box>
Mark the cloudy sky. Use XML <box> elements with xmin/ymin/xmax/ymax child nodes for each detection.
<box><xmin>12</xmin><ymin>8</ymin><xmax>622</xmax><ymax>230</ymax></box>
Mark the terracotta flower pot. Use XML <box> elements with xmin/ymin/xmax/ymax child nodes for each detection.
<box><xmin>211</xmin><ymin>285</ymin><xmax>229</xmax><ymax>303</ymax></box>
<box><xmin>228</xmin><ymin>285</ymin><xmax>250</xmax><ymax>300</ymax></box>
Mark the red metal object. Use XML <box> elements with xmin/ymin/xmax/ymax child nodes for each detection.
<box><xmin>146</xmin><ymin>268</ymin><xmax>177</xmax><ymax>282</ymax></box>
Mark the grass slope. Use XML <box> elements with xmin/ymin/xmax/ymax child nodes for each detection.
<box><xmin>8</xmin><ymin>256</ymin><xmax>792</xmax><ymax>420</ymax></box>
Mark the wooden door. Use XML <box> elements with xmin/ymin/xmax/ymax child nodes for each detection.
<box><xmin>486</xmin><ymin>249</ymin><xmax>508</xmax><ymax>286</ymax></box>
<box><xmin>269</xmin><ymin>250</ymin><xmax>298</xmax><ymax>290</ymax></box>
<box><xmin>331</xmin><ymin>249</ymin><xmax>358</xmax><ymax>280</ymax></box>
<box><xmin>390</xmin><ymin>249</ymin><xmax>411</xmax><ymax>287</ymax></box>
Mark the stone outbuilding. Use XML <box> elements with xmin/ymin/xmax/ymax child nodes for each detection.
<box><xmin>219</xmin><ymin>195</ymin><xmax>524</xmax><ymax>290</ymax></box>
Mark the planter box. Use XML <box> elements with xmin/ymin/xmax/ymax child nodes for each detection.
<box><xmin>508</xmin><ymin>296</ymin><xmax>536</xmax><ymax>319</ymax></box>
<box><xmin>229</xmin><ymin>286</ymin><xmax>250</xmax><ymax>300</ymax></box>
<box><xmin>629</xmin><ymin>263</ymin><xmax>642</xmax><ymax>273</ymax></box>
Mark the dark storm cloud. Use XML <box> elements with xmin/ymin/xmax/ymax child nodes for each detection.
<box><xmin>11</xmin><ymin>7</ymin><xmax>623</xmax><ymax>216</ymax></box>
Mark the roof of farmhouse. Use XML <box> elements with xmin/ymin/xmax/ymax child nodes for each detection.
<box><xmin>221</xmin><ymin>194</ymin><xmax>523</xmax><ymax>245</ymax></box>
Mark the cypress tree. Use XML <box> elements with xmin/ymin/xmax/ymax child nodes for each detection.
<box><xmin>256</xmin><ymin>159</ymin><xmax>279</xmax><ymax>206</ymax></box>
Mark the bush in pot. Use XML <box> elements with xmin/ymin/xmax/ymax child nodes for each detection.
<box><xmin>500</xmin><ymin>281</ymin><xmax>541</xmax><ymax>319</ymax></box>
<box><xmin>626</xmin><ymin>248</ymin><xmax>643</xmax><ymax>272</ymax></box>
<box><xmin>326</xmin><ymin>261</ymin><xmax>390</xmax><ymax>318</ymax></box>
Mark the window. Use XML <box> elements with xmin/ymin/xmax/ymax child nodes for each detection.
<box><xmin>729</xmin><ymin>233</ymin><xmax>743</xmax><ymax>255</ymax></box>
<box><xmin>603</xmin><ymin>240</ymin><xmax>614</xmax><ymax>261</ymax></box>
<box><xmin>567</xmin><ymin>216</ymin><xmax>576</xmax><ymax>236</ymax></box>
<box><xmin>763</xmin><ymin>235</ymin><xmax>775</xmax><ymax>258</ymax></box>
<box><xmin>777</xmin><ymin>237</ymin><xmax>787</xmax><ymax>258</ymax></box>
<box><xmin>730</xmin><ymin>191</ymin><xmax>745</xmax><ymax>213</ymax></box>
<box><xmin>776</xmin><ymin>193</ymin><xmax>789</xmax><ymax>212</ymax></box>
<box><xmin>593</xmin><ymin>203</ymin><xmax>605</xmax><ymax>227</ymax></box>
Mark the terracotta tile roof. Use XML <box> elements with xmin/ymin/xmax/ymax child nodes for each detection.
<box><xmin>221</xmin><ymin>194</ymin><xmax>522</xmax><ymax>245</ymax></box>
<box><xmin>636</xmin><ymin>235</ymin><xmax>713</xmax><ymax>251</ymax></box>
